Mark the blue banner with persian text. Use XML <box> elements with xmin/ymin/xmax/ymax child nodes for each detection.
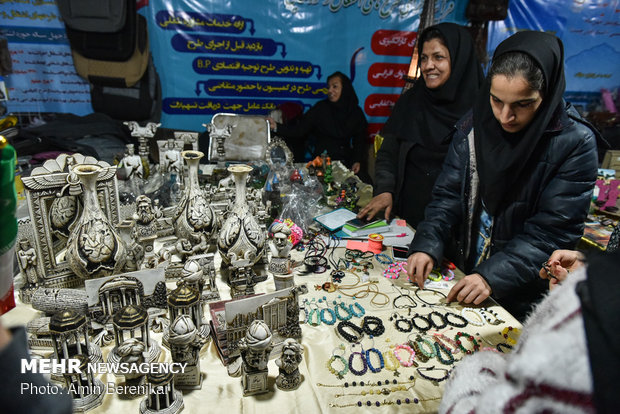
<box><xmin>1</xmin><ymin>0</ymin><xmax>618</xmax><ymax>132</ymax></box>
<box><xmin>1</xmin><ymin>0</ymin><xmax>92</xmax><ymax>114</ymax></box>
<box><xmin>145</xmin><ymin>0</ymin><xmax>465</xmax><ymax>132</ymax></box>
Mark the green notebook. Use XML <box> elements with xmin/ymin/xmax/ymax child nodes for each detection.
<box><xmin>341</xmin><ymin>220</ymin><xmax>390</xmax><ymax>237</ymax></box>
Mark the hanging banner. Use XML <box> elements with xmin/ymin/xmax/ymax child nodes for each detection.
<box><xmin>488</xmin><ymin>0</ymin><xmax>620</xmax><ymax>110</ymax></box>
<box><xmin>145</xmin><ymin>0</ymin><xmax>466</xmax><ymax>132</ymax></box>
<box><xmin>1</xmin><ymin>0</ymin><xmax>92</xmax><ymax>115</ymax></box>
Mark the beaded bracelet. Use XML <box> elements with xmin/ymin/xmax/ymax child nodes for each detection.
<box><xmin>375</xmin><ymin>253</ymin><xmax>393</xmax><ymax>265</ymax></box>
<box><xmin>501</xmin><ymin>326</ymin><xmax>521</xmax><ymax>345</ymax></box>
<box><xmin>348</xmin><ymin>345</ymin><xmax>368</xmax><ymax>376</ymax></box>
<box><xmin>364</xmin><ymin>348</ymin><xmax>385</xmax><ymax>373</ymax></box>
<box><xmin>460</xmin><ymin>307</ymin><xmax>485</xmax><ymax>326</ymax></box>
<box><xmin>330</xmin><ymin>396</ymin><xmax>440</xmax><ymax>408</ymax></box>
<box><xmin>383</xmin><ymin>347</ymin><xmax>401</xmax><ymax>375</ymax></box>
<box><xmin>442</xmin><ymin>268</ymin><xmax>455</xmax><ymax>281</ymax></box>
<box><xmin>335</xmin><ymin>302</ymin><xmax>354</xmax><ymax>321</ymax></box>
<box><xmin>496</xmin><ymin>342</ymin><xmax>514</xmax><ymax>353</ymax></box>
<box><xmin>415</xmin><ymin>335</ymin><xmax>436</xmax><ymax>358</ymax></box>
<box><xmin>443</xmin><ymin>312</ymin><xmax>469</xmax><ymax>328</ymax></box>
<box><xmin>391</xmin><ymin>314</ymin><xmax>413</xmax><ymax>333</ymax></box>
<box><xmin>337</xmin><ymin>320</ymin><xmax>364</xmax><ymax>343</ymax></box>
<box><xmin>307</xmin><ymin>306</ymin><xmax>321</xmax><ymax>326</ymax></box>
<box><xmin>383</xmin><ymin>261</ymin><xmax>407</xmax><ymax>280</ymax></box>
<box><xmin>428</xmin><ymin>310</ymin><xmax>448</xmax><ymax>330</ymax></box>
<box><xmin>361</xmin><ymin>316</ymin><xmax>385</xmax><ymax>337</ymax></box>
<box><xmin>432</xmin><ymin>333</ymin><xmax>461</xmax><ymax>355</ymax></box>
<box><xmin>454</xmin><ymin>331</ymin><xmax>481</xmax><ymax>355</ymax></box>
<box><xmin>416</xmin><ymin>365</ymin><xmax>451</xmax><ymax>384</ymax></box>
<box><xmin>393</xmin><ymin>344</ymin><xmax>416</xmax><ymax>367</ymax></box>
<box><xmin>427</xmin><ymin>269</ymin><xmax>443</xmax><ymax>282</ymax></box>
<box><xmin>410</xmin><ymin>340</ymin><xmax>430</xmax><ymax>363</ymax></box>
<box><xmin>411</xmin><ymin>313</ymin><xmax>432</xmax><ymax>332</ymax></box>
<box><xmin>480</xmin><ymin>307</ymin><xmax>505</xmax><ymax>325</ymax></box>
<box><xmin>320</xmin><ymin>307</ymin><xmax>337</xmax><ymax>325</ymax></box>
<box><xmin>318</xmin><ymin>377</ymin><xmax>416</xmax><ymax>389</ymax></box>
<box><xmin>433</xmin><ymin>341</ymin><xmax>455</xmax><ymax>365</ymax></box>
<box><xmin>333</xmin><ymin>383</ymin><xmax>412</xmax><ymax>398</ymax></box>
<box><xmin>327</xmin><ymin>354</ymin><xmax>349</xmax><ymax>379</ymax></box>
<box><xmin>349</xmin><ymin>302</ymin><xmax>366</xmax><ymax>318</ymax></box>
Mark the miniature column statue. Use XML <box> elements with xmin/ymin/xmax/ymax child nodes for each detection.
<box><xmin>49</xmin><ymin>309</ymin><xmax>102</xmax><ymax>364</ymax></box>
<box><xmin>275</xmin><ymin>338</ymin><xmax>304</xmax><ymax>391</ymax></box>
<box><xmin>238</xmin><ymin>320</ymin><xmax>273</xmax><ymax>396</ymax></box>
<box><xmin>139</xmin><ymin>371</ymin><xmax>184</xmax><ymax>414</ymax></box>
<box><xmin>168</xmin><ymin>314</ymin><xmax>207</xmax><ymax>389</ymax></box>
<box><xmin>109</xmin><ymin>304</ymin><xmax>160</xmax><ymax>364</ymax></box>
<box><xmin>63</xmin><ymin>354</ymin><xmax>105</xmax><ymax>412</ymax></box>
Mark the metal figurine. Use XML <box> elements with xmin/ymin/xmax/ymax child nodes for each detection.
<box><xmin>275</xmin><ymin>338</ymin><xmax>304</xmax><ymax>391</ymax></box>
<box><xmin>124</xmin><ymin>121</ymin><xmax>160</xmax><ymax>179</ymax></box>
<box><xmin>119</xmin><ymin>143</ymin><xmax>144</xmax><ymax>180</ymax></box>
<box><xmin>168</xmin><ymin>314</ymin><xmax>207</xmax><ymax>389</ymax></box>
<box><xmin>205</xmin><ymin>122</ymin><xmax>233</xmax><ymax>160</ymax></box>
<box><xmin>117</xmin><ymin>219</ymin><xmax>145</xmax><ymax>272</ymax></box>
<box><xmin>159</xmin><ymin>138</ymin><xmax>183</xmax><ymax>176</ymax></box>
<box><xmin>117</xmin><ymin>338</ymin><xmax>147</xmax><ymax>394</ymax></box>
<box><xmin>239</xmin><ymin>320</ymin><xmax>273</xmax><ymax>396</ymax></box>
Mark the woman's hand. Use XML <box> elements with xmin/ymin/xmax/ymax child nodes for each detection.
<box><xmin>539</xmin><ymin>249</ymin><xmax>585</xmax><ymax>290</ymax></box>
<box><xmin>447</xmin><ymin>273</ymin><xmax>492</xmax><ymax>305</ymax></box>
<box><xmin>351</xmin><ymin>162</ymin><xmax>361</xmax><ymax>174</ymax></box>
<box><xmin>406</xmin><ymin>252</ymin><xmax>434</xmax><ymax>288</ymax></box>
<box><xmin>357</xmin><ymin>192</ymin><xmax>393</xmax><ymax>221</ymax></box>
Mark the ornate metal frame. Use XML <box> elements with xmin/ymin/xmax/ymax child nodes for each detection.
<box><xmin>205</xmin><ymin>113</ymin><xmax>271</xmax><ymax>162</ymax></box>
<box><xmin>265</xmin><ymin>137</ymin><xmax>294</xmax><ymax>170</ymax></box>
<box><xmin>20</xmin><ymin>153</ymin><xmax>121</xmax><ymax>288</ymax></box>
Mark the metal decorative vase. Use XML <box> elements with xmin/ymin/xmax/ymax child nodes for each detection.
<box><xmin>174</xmin><ymin>150</ymin><xmax>217</xmax><ymax>243</ymax></box>
<box><xmin>66</xmin><ymin>164</ymin><xmax>126</xmax><ymax>279</ymax></box>
<box><xmin>217</xmin><ymin>164</ymin><xmax>266</xmax><ymax>266</ymax></box>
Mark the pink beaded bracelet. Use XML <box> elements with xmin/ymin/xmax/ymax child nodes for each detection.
<box><xmin>383</xmin><ymin>262</ymin><xmax>407</xmax><ymax>280</ymax></box>
<box><xmin>393</xmin><ymin>344</ymin><xmax>416</xmax><ymax>367</ymax></box>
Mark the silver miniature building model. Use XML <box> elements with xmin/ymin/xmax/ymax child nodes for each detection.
<box><xmin>49</xmin><ymin>309</ymin><xmax>102</xmax><ymax>364</ymax></box>
<box><xmin>108</xmin><ymin>304</ymin><xmax>160</xmax><ymax>364</ymax></box>
<box><xmin>140</xmin><ymin>371</ymin><xmax>184</xmax><ymax>414</ymax></box>
<box><xmin>62</xmin><ymin>354</ymin><xmax>105</xmax><ymax>413</ymax></box>
<box><xmin>167</xmin><ymin>283</ymin><xmax>209</xmax><ymax>340</ymax></box>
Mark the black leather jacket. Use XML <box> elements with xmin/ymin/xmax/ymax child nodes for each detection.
<box><xmin>409</xmin><ymin>102</ymin><xmax>599</xmax><ymax>319</ymax></box>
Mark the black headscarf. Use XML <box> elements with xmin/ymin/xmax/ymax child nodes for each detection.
<box><xmin>474</xmin><ymin>31</ymin><xmax>566</xmax><ymax>215</ymax></box>
<box><xmin>382</xmin><ymin>22</ymin><xmax>484</xmax><ymax>150</ymax></box>
<box><xmin>326</xmin><ymin>71</ymin><xmax>362</xmax><ymax>136</ymax></box>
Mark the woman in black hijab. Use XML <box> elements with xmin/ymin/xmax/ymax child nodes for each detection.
<box><xmin>267</xmin><ymin>71</ymin><xmax>368</xmax><ymax>176</ymax></box>
<box><xmin>407</xmin><ymin>31</ymin><xmax>599</xmax><ymax>321</ymax></box>
<box><xmin>359</xmin><ymin>23</ymin><xmax>484</xmax><ymax>228</ymax></box>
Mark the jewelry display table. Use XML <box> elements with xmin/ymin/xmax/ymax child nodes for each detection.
<box><xmin>2</xmin><ymin>240</ymin><xmax>522</xmax><ymax>414</ymax></box>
